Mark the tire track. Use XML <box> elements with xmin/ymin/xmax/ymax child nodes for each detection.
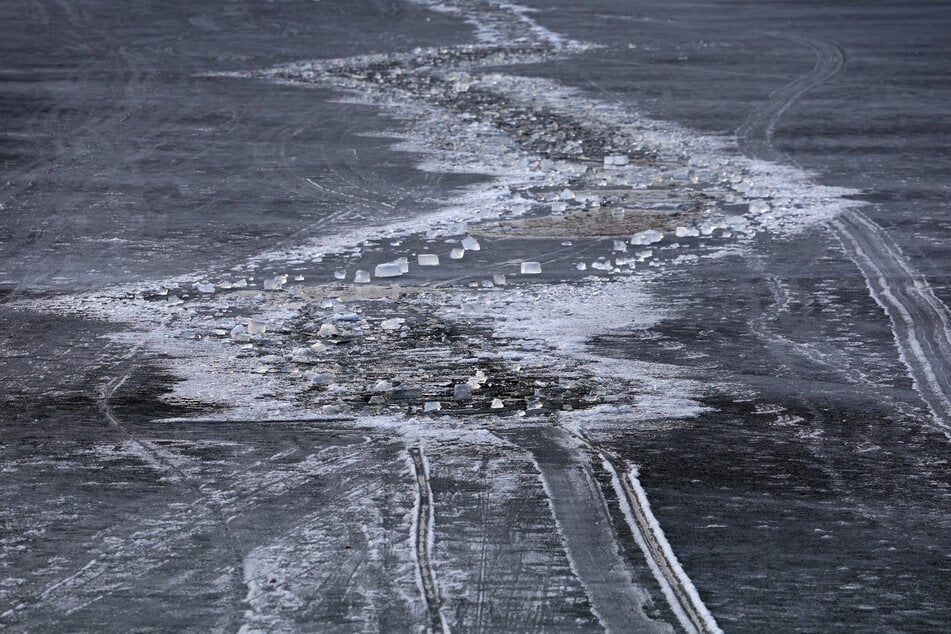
<box><xmin>736</xmin><ymin>34</ymin><xmax>844</xmax><ymax>163</ymax></box>
<box><xmin>830</xmin><ymin>211</ymin><xmax>951</xmax><ymax>433</ymax></box>
<box><xmin>600</xmin><ymin>454</ymin><xmax>722</xmax><ymax>634</ymax></box>
<box><xmin>739</xmin><ymin>33</ymin><xmax>951</xmax><ymax>434</ymax></box>
<box><xmin>508</xmin><ymin>425</ymin><xmax>662</xmax><ymax>633</ymax></box>
<box><xmin>409</xmin><ymin>447</ymin><xmax>448</xmax><ymax>633</ymax></box>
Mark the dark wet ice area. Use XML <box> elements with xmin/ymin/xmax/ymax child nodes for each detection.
<box><xmin>3</xmin><ymin>0</ymin><xmax>951</xmax><ymax>632</ymax></box>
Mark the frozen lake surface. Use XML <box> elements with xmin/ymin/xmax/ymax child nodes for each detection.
<box><xmin>2</xmin><ymin>1</ymin><xmax>950</xmax><ymax>631</ymax></box>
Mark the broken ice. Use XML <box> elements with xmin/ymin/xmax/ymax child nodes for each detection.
<box><xmin>520</xmin><ymin>262</ymin><xmax>542</xmax><ymax>275</ymax></box>
<box><xmin>354</xmin><ymin>270</ymin><xmax>371</xmax><ymax>284</ymax></box>
<box><xmin>630</xmin><ymin>229</ymin><xmax>664</xmax><ymax>245</ymax></box>
<box><xmin>418</xmin><ymin>254</ymin><xmax>440</xmax><ymax>266</ymax></box>
<box><xmin>248</xmin><ymin>319</ymin><xmax>268</xmax><ymax>335</ymax></box>
<box><xmin>450</xmin><ymin>248</ymin><xmax>465</xmax><ymax>260</ymax></box>
<box><xmin>461</xmin><ymin>236</ymin><xmax>481</xmax><ymax>251</ymax></box>
<box><xmin>374</xmin><ymin>261</ymin><xmax>404</xmax><ymax>278</ymax></box>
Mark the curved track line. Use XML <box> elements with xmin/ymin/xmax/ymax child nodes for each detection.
<box><xmin>737</xmin><ymin>34</ymin><xmax>844</xmax><ymax>162</ymax></box>
<box><xmin>409</xmin><ymin>447</ymin><xmax>448</xmax><ymax>633</ymax></box>
<box><xmin>740</xmin><ymin>34</ymin><xmax>951</xmax><ymax>434</ymax></box>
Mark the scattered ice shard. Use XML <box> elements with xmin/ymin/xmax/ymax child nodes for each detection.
<box><xmin>230</xmin><ymin>324</ymin><xmax>247</xmax><ymax>339</ymax></box>
<box><xmin>317</xmin><ymin>323</ymin><xmax>339</xmax><ymax>337</ymax></box>
<box><xmin>447</xmin><ymin>221</ymin><xmax>467</xmax><ymax>235</ymax></box>
<box><xmin>166</xmin><ymin>295</ymin><xmax>184</xmax><ymax>306</ymax></box>
<box><xmin>675</xmin><ymin>226</ymin><xmax>700</xmax><ymax>238</ymax></box>
<box><xmin>725</xmin><ymin>215</ymin><xmax>748</xmax><ymax>229</ymax></box>
<box><xmin>333</xmin><ymin>269</ymin><xmax>346</xmax><ymax>280</ymax></box>
<box><xmin>418</xmin><ymin>254</ymin><xmax>440</xmax><ymax>266</ymax></box>
<box><xmin>520</xmin><ymin>262</ymin><xmax>542</xmax><ymax>275</ymax></box>
<box><xmin>424</xmin><ymin>401</ymin><xmax>441</xmax><ymax>413</ymax></box>
<box><xmin>592</xmin><ymin>260</ymin><xmax>613</xmax><ymax>271</ymax></box>
<box><xmin>380</xmin><ymin>318</ymin><xmax>404</xmax><ymax>331</ymax></box>
<box><xmin>290</xmin><ymin>347</ymin><xmax>319</xmax><ymax>364</ymax></box>
<box><xmin>699</xmin><ymin>222</ymin><xmax>715</xmax><ymax>235</ymax></box>
<box><xmin>461</xmin><ymin>235</ymin><xmax>481</xmax><ymax>251</ymax></box>
<box><xmin>263</xmin><ymin>275</ymin><xmax>288</xmax><ymax>291</ymax></box>
<box><xmin>233</xmin><ymin>278</ymin><xmax>248</xmax><ymax>288</ymax></box>
<box><xmin>493</xmin><ymin>274</ymin><xmax>507</xmax><ymax>286</ymax></box>
<box><xmin>309</xmin><ymin>373</ymin><xmax>331</xmax><ymax>386</ymax></box>
<box><xmin>372</xmin><ymin>380</ymin><xmax>392</xmax><ymax>393</ymax></box>
<box><xmin>374</xmin><ymin>261</ymin><xmax>404</xmax><ymax>278</ymax></box>
<box><xmin>354</xmin><ymin>270</ymin><xmax>371</xmax><ymax>283</ymax></box>
<box><xmin>613</xmin><ymin>240</ymin><xmax>628</xmax><ymax>252</ymax></box>
<box><xmin>630</xmin><ymin>229</ymin><xmax>664</xmax><ymax>245</ymax></box>
<box><xmin>559</xmin><ymin>188</ymin><xmax>575</xmax><ymax>200</ymax></box>
<box><xmin>453</xmin><ymin>384</ymin><xmax>472</xmax><ymax>401</ymax></box>
<box><xmin>293</xmin><ymin>274</ymin><xmax>305</xmax><ymax>281</ymax></box>
<box><xmin>490</xmin><ymin>398</ymin><xmax>504</xmax><ymax>409</ymax></box>
<box><xmin>248</xmin><ymin>319</ymin><xmax>268</xmax><ymax>335</ymax></box>
<box><xmin>551</xmin><ymin>201</ymin><xmax>567</xmax><ymax>213</ymax></box>
<box><xmin>450</xmin><ymin>248</ymin><xmax>465</xmax><ymax>260</ymax></box>
<box><xmin>576</xmin><ymin>262</ymin><xmax>587</xmax><ymax>271</ymax></box>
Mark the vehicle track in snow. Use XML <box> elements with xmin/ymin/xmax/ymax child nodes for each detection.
<box><xmin>739</xmin><ymin>33</ymin><xmax>951</xmax><ymax>435</ymax></box>
<box><xmin>409</xmin><ymin>447</ymin><xmax>448</xmax><ymax>633</ymax></box>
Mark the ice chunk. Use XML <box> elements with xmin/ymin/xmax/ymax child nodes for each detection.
<box><xmin>461</xmin><ymin>235</ymin><xmax>481</xmax><ymax>251</ymax></box>
<box><xmin>490</xmin><ymin>398</ymin><xmax>504</xmax><ymax>409</ymax></box>
<box><xmin>309</xmin><ymin>372</ymin><xmax>331</xmax><ymax>386</ymax></box>
<box><xmin>550</xmin><ymin>201</ymin><xmax>567</xmax><ymax>213</ymax></box>
<box><xmin>749</xmin><ymin>199</ymin><xmax>771</xmax><ymax>214</ymax></box>
<box><xmin>230</xmin><ymin>324</ymin><xmax>247</xmax><ymax>339</ymax></box>
<box><xmin>630</xmin><ymin>229</ymin><xmax>664</xmax><ymax>245</ymax></box>
<box><xmin>613</xmin><ymin>240</ymin><xmax>628</xmax><ymax>252</ymax></box>
<box><xmin>424</xmin><ymin>401</ymin><xmax>441</xmax><ymax>413</ymax></box>
<box><xmin>450</xmin><ymin>247</ymin><xmax>464</xmax><ymax>259</ymax></box>
<box><xmin>309</xmin><ymin>341</ymin><xmax>327</xmax><ymax>353</ymax></box>
<box><xmin>166</xmin><ymin>295</ymin><xmax>184</xmax><ymax>306</ymax></box>
<box><xmin>675</xmin><ymin>226</ymin><xmax>700</xmax><ymax>238</ymax></box>
<box><xmin>354</xmin><ymin>270</ymin><xmax>371</xmax><ymax>283</ymax></box>
<box><xmin>453</xmin><ymin>384</ymin><xmax>472</xmax><ymax>401</ymax></box>
<box><xmin>290</xmin><ymin>347</ymin><xmax>319</xmax><ymax>364</ymax></box>
<box><xmin>559</xmin><ymin>188</ymin><xmax>575</xmax><ymax>200</ymax></box>
<box><xmin>371</xmin><ymin>380</ymin><xmax>392</xmax><ymax>393</ymax></box>
<box><xmin>395</xmin><ymin>257</ymin><xmax>409</xmax><ymax>273</ymax></box>
<box><xmin>699</xmin><ymin>222</ymin><xmax>715</xmax><ymax>235</ymax></box>
<box><xmin>263</xmin><ymin>275</ymin><xmax>287</xmax><ymax>291</ymax></box>
<box><xmin>248</xmin><ymin>319</ymin><xmax>267</xmax><ymax>335</ymax></box>
<box><xmin>334</xmin><ymin>269</ymin><xmax>346</xmax><ymax>280</ymax></box>
<box><xmin>196</xmin><ymin>282</ymin><xmax>215</xmax><ymax>294</ymax></box>
<box><xmin>233</xmin><ymin>278</ymin><xmax>248</xmax><ymax>289</ymax></box>
<box><xmin>380</xmin><ymin>318</ymin><xmax>404</xmax><ymax>331</ymax></box>
<box><xmin>418</xmin><ymin>254</ymin><xmax>440</xmax><ymax>266</ymax></box>
<box><xmin>293</xmin><ymin>274</ymin><xmax>304</xmax><ymax>281</ymax></box>
<box><xmin>493</xmin><ymin>274</ymin><xmax>507</xmax><ymax>286</ymax></box>
<box><xmin>725</xmin><ymin>215</ymin><xmax>748</xmax><ymax>229</ymax></box>
<box><xmin>604</xmin><ymin>154</ymin><xmax>629</xmax><ymax>166</ymax></box>
<box><xmin>520</xmin><ymin>261</ymin><xmax>542</xmax><ymax>275</ymax></box>
<box><xmin>447</xmin><ymin>221</ymin><xmax>468</xmax><ymax>235</ymax></box>
<box><xmin>576</xmin><ymin>262</ymin><xmax>587</xmax><ymax>271</ymax></box>
<box><xmin>317</xmin><ymin>323</ymin><xmax>339</xmax><ymax>337</ymax></box>
<box><xmin>591</xmin><ymin>260</ymin><xmax>612</xmax><ymax>271</ymax></box>
<box><xmin>374</xmin><ymin>261</ymin><xmax>404</xmax><ymax>278</ymax></box>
